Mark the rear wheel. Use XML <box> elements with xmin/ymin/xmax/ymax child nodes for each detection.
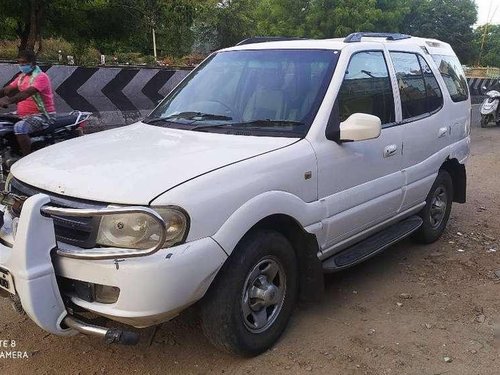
<box><xmin>413</xmin><ymin>170</ymin><xmax>453</xmax><ymax>244</ymax></box>
<box><xmin>72</xmin><ymin>127</ymin><xmax>84</xmax><ymax>137</ymax></box>
<box><xmin>201</xmin><ymin>230</ymin><xmax>298</xmax><ymax>356</ymax></box>
<box><xmin>481</xmin><ymin>114</ymin><xmax>492</xmax><ymax>128</ymax></box>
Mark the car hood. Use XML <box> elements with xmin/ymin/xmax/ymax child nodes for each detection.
<box><xmin>11</xmin><ymin>122</ymin><xmax>298</xmax><ymax>204</ymax></box>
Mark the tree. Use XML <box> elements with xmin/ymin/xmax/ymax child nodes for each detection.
<box><xmin>46</xmin><ymin>1</ymin><xmax>142</xmax><ymax>54</ymax></box>
<box><xmin>476</xmin><ymin>24</ymin><xmax>500</xmax><ymax>67</ymax></box>
<box><xmin>254</xmin><ymin>0</ymin><xmax>310</xmax><ymax>37</ymax></box>
<box><xmin>400</xmin><ymin>0</ymin><xmax>477</xmax><ymax>64</ymax></box>
<box><xmin>0</xmin><ymin>0</ymin><xmax>484</xmax><ymax>64</ymax></box>
<box><xmin>196</xmin><ymin>0</ymin><xmax>259</xmax><ymax>50</ymax></box>
<box><xmin>305</xmin><ymin>0</ymin><xmax>388</xmax><ymax>38</ymax></box>
<box><xmin>373</xmin><ymin>0</ymin><xmax>411</xmax><ymax>32</ymax></box>
<box><xmin>156</xmin><ymin>0</ymin><xmax>198</xmax><ymax>57</ymax></box>
<box><xmin>0</xmin><ymin>0</ymin><xmax>48</xmax><ymax>52</ymax></box>
<box><xmin>96</xmin><ymin>0</ymin><xmax>200</xmax><ymax>57</ymax></box>
<box><xmin>0</xmin><ymin>0</ymin><xmax>138</xmax><ymax>55</ymax></box>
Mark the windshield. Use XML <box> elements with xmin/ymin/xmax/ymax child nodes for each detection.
<box><xmin>147</xmin><ymin>49</ymin><xmax>339</xmax><ymax>137</ymax></box>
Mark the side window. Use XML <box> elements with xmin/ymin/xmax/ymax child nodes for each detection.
<box><xmin>418</xmin><ymin>55</ymin><xmax>443</xmax><ymax>113</ymax></box>
<box><xmin>391</xmin><ymin>52</ymin><xmax>443</xmax><ymax>120</ymax></box>
<box><xmin>338</xmin><ymin>51</ymin><xmax>395</xmax><ymax>125</ymax></box>
<box><xmin>431</xmin><ymin>54</ymin><xmax>469</xmax><ymax>102</ymax></box>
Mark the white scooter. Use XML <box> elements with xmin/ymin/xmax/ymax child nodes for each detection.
<box><xmin>480</xmin><ymin>81</ymin><xmax>500</xmax><ymax>128</ymax></box>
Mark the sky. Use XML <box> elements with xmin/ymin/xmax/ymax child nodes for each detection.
<box><xmin>476</xmin><ymin>0</ymin><xmax>500</xmax><ymax>25</ymax></box>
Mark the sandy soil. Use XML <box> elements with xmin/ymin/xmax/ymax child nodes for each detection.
<box><xmin>0</xmin><ymin>125</ymin><xmax>499</xmax><ymax>375</ymax></box>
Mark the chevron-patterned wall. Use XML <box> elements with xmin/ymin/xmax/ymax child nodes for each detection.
<box><xmin>0</xmin><ymin>63</ymin><xmax>190</xmax><ymax>128</ymax></box>
<box><xmin>468</xmin><ymin>77</ymin><xmax>500</xmax><ymax>103</ymax></box>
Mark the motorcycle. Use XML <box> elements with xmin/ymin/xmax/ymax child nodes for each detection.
<box><xmin>0</xmin><ymin>111</ymin><xmax>92</xmax><ymax>176</ymax></box>
<box><xmin>480</xmin><ymin>80</ymin><xmax>500</xmax><ymax>128</ymax></box>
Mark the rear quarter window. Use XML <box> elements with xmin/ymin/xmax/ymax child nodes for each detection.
<box><xmin>431</xmin><ymin>55</ymin><xmax>469</xmax><ymax>102</ymax></box>
<box><xmin>390</xmin><ymin>52</ymin><xmax>443</xmax><ymax>120</ymax></box>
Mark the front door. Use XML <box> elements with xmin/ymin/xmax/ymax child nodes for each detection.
<box><xmin>314</xmin><ymin>50</ymin><xmax>404</xmax><ymax>252</ymax></box>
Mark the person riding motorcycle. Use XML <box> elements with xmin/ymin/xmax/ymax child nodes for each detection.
<box><xmin>0</xmin><ymin>50</ymin><xmax>56</xmax><ymax>155</ymax></box>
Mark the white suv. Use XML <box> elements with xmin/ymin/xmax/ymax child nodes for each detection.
<box><xmin>0</xmin><ymin>33</ymin><xmax>470</xmax><ymax>356</ymax></box>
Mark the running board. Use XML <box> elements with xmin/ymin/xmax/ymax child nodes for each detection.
<box><xmin>322</xmin><ymin>215</ymin><xmax>423</xmax><ymax>273</ymax></box>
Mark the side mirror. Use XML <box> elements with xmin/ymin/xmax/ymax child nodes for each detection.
<box><xmin>340</xmin><ymin>113</ymin><xmax>381</xmax><ymax>142</ymax></box>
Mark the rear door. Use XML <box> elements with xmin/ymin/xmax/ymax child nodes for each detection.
<box><xmin>430</xmin><ymin>54</ymin><xmax>471</xmax><ymax>144</ymax></box>
<box><xmin>388</xmin><ymin>50</ymin><xmax>447</xmax><ymax>210</ymax></box>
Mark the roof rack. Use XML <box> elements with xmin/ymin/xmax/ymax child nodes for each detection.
<box><xmin>344</xmin><ymin>32</ymin><xmax>411</xmax><ymax>43</ymax></box>
<box><xmin>236</xmin><ymin>37</ymin><xmax>305</xmax><ymax>46</ymax></box>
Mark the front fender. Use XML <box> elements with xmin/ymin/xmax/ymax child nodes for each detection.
<box><xmin>212</xmin><ymin>191</ymin><xmax>324</xmax><ymax>255</ymax></box>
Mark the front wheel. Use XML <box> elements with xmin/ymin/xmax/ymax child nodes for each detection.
<box><xmin>201</xmin><ymin>230</ymin><xmax>298</xmax><ymax>356</ymax></box>
<box><xmin>413</xmin><ymin>170</ymin><xmax>453</xmax><ymax>244</ymax></box>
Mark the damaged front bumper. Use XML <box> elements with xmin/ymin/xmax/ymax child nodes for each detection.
<box><xmin>0</xmin><ymin>193</ymin><xmax>227</xmax><ymax>344</ymax></box>
<box><xmin>0</xmin><ymin>194</ymin><xmax>72</xmax><ymax>336</ymax></box>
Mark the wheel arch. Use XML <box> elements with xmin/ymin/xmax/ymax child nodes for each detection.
<box><xmin>249</xmin><ymin>214</ymin><xmax>324</xmax><ymax>302</ymax></box>
<box><xmin>440</xmin><ymin>158</ymin><xmax>466</xmax><ymax>203</ymax></box>
<box><xmin>211</xmin><ymin>191</ymin><xmax>325</xmax><ymax>303</ymax></box>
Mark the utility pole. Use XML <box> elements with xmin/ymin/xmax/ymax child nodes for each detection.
<box><xmin>478</xmin><ymin>23</ymin><xmax>490</xmax><ymax>67</ymax></box>
<box><xmin>152</xmin><ymin>27</ymin><xmax>157</xmax><ymax>60</ymax></box>
<box><xmin>478</xmin><ymin>0</ymin><xmax>499</xmax><ymax>66</ymax></box>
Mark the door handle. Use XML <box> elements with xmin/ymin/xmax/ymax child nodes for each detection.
<box><xmin>383</xmin><ymin>144</ymin><xmax>398</xmax><ymax>158</ymax></box>
<box><xmin>438</xmin><ymin>127</ymin><xmax>448</xmax><ymax>138</ymax></box>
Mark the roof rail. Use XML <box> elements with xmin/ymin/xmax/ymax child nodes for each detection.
<box><xmin>344</xmin><ymin>32</ymin><xmax>411</xmax><ymax>43</ymax></box>
<box><xmin>236</xmin><ymin>37</ymin><xmax>305</xmax><ymax>46</ymax></box>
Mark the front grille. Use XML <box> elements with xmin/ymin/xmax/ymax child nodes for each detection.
<box><xmin>11</xmin><ymin>178</ymin><xmax>106</xmax><ymax>248</ymax></box>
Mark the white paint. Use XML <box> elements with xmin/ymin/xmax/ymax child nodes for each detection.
<box><xmin>54</xmin><ymin>237</ymin><xmax>227</xmax><ymax>327</ymax></box>
<box><xmin>1</xmin><ymin>35</ymin><xmax>471</xmax><ymax>336</ymax></box>
<box><xmin>0</xmin><ymin>194</ymin><xmax>75</xmax><ymax>336</ymax></box>
<box><xmin>11</xmin><ymin>123</ymin><xmax>298</xmax><ymax>204</ymax></box>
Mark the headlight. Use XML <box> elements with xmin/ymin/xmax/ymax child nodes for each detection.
<box><xmin>96</xmin><ymin>207</ymin><xmax>188</xmax><ymax>250</ymax></box>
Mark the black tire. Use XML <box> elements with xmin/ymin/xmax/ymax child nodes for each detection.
<box><xmin>413</xmin><ymin>170</ymin><xmax>453</xmax><ymax>244</ymax></box>
<box><xmin>481</xmin><ymin>115</ymin><xmax>492</xmax><ymax>128</ymax></box>
<box><xmin>201</xmin><ymin>229</ymin><xmax>298</xmax><ymax>356</ymax></box>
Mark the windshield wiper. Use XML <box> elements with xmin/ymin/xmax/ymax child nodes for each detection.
<box><xmin>163</xmin><ymin>112</ymin><xmax>232</xmax><ymax>121</ymax></box>
<box><xmin>191</xmin><ymin>119</ymin><xmax>304</xmax><ymax>132</ymax></box>
<box><xmin>143</xmin><ymin>117</ymin><xmax>177</xmax><ymax>125</ymax></box>
<box><xmin>191</xmin><ymin>123</ymin><xmax>234</xmax><ymax>131</ymax></box>
<box><xmin>234</xmin><ymin>119</ymin><xmax>305</xmax><ymax>127</ymax></box>
<box><xmin>144</xmin><ymin>112</ymin><xmax>232</xmax><ymax>125</ymax></box>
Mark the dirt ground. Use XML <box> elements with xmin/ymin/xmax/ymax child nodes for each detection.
<box><xmin>1</xmin><ymin>124</ymin><xmax>499</xmax><ymax>375</ymax></box>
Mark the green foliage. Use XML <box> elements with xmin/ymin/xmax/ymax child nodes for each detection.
<box><xmin>0</xmin><ymin>16</ymin><xmax>17</xmax><ymax>40</ymax></box>
<box><xmin>306</xmin><ymin>0</ymin><xmax>386</xmax><ymax>37</ymax></box>
<box><xmin>0</xmin><ymin>0</ymin><xmax>496</xmax><ymax>67</ymax></box>
<box><xmin>82</xmin><ymin>0</ymin><xmax>202</xmax><ymax>57</ymax></box>
<box><xmin>70</xmin><ymin>41</ymin><xmax>101</xmax><ymax>65</ymax></box>
<box><xmin>254</xmin><ymin>0</ymin><xmax>310</xmax><ymax>37</ymax></box>
<box><xmin>373</xmin><ymin>0</ymin><xmax>411</xmax><ymax>32</ymax></box>
<box><xmin>157</xmin><ymin>0</ymin><xmax>198</xmax><ymax>56</ymax></box>
<box><xmin>196</xmin><ymin>0</ymin><xmax>260</xmax><ymax>49</ymax></box>
<box><xmin>0</xmin><ymin>40</ymin><xmax>19</xmax><ymax>59</ymax></box>
<box><xmin>0</xmin><ymin>38</ymin><xmax>99</xmax><ymax>65</ymax></box>
<box><xmin>38</xmin><ymin>38</ymin><xmax>73</xmax><ymax>61</ymax></box>
<box><xmin>476</xmin><ymin>25</ymin><xmax>500</xmax><ymax>68</ymax></box>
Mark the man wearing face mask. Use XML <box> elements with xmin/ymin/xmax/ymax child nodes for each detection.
<box><xmin>0</xmin><ymin>50</ymin><xmax>56</xmax><ymax>155</ymax></box>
